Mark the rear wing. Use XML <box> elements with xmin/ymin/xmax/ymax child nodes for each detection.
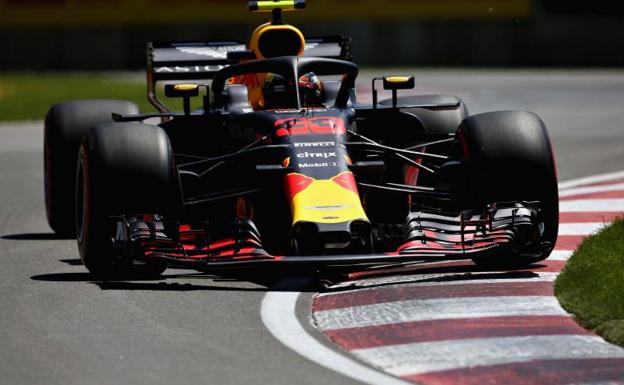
<box><xmin>146</xmin><ymin>36</ymin><xmax>352</xmax><ymax>112</ymax></box>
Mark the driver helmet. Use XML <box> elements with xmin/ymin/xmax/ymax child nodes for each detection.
<box><xmin>261</xmin><ymin>72</ymin><xmax>291</xmax><ymax>109</ymax></box>
<box><xmin>298</xmin><ymin>72</ymin><xmax>324</xmax><ymax>106</ymax></box>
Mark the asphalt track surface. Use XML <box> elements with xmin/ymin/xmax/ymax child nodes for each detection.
<box><xmin>1</xmin><ymin>70</ymin><xmax>624</xmax><ymax>385</ymax></box>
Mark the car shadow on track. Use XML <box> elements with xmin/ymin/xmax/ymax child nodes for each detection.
<box><xmin>398</xmin><ymin>262</ymin><xmax>550</xmax><ymax>277</ymax></box>
<box><xmin>59</xmin><ymin>258</ymin><xmax>82</xmax><ymax>265</ymax></box>
<box><xmin>93</xmin><ymin>281</ymin><xmax>271</xmax><ymax>292</ymax></box>
<box><xmin>323</xmin><ymin>266</ymin><xmax>550</xmax><ymax>292</ymax></box>
<box><xmin>30</xmin><ymin>270</ymin><xmax>322</xmax><ymax>292</ymax></box>
<box><xmin>2</xmin><ymin>232</ymin><xmax>74</xmax><ymax>240</ymax></box>
<box><xmin>30</xmin><ymin>271</ymin><xmax>270</xmax><ymax>292</ymax></box>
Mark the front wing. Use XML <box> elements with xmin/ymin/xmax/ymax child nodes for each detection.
<box><xmin>115</xmin><ymin>203</ymin><xmax>548</xmax><ymax>273</ymax></box>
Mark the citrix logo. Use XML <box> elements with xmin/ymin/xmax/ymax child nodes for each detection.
<box><xmin>296</xmin><ymin>152</ymin><xmax>337</xmax><ymax>159</ymax></box>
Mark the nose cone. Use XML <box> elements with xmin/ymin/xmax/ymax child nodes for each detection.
<box><xmin>276</xmin><ymin>113</ymin><xmax>370</xmax><ymax>254</ymax></box>
<box><xmin>293</xmin><ymin>219</ymin><xmax>372</xmax><ymax>255</ymax></box>
<box><xmin>285</xmin><ymin>171</ymin><xmax>367</xmax><ymax>225</ymax></box>
<box><xmin>285</xmin><ymin>171</ymin><xmax>370</xmax><ymax>254</ymax></box>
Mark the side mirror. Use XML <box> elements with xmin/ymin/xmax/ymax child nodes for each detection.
<box><xmin>372</xmin><ymin>76</ymin><xmax>415</xmax><ymax>109</ymax></box>
<box><xmin>164</xmin><ymin>83</ymin><xmax>199</xmax><ymax>98</ymax></box>
<box><xmin>383</xmin><ymin>76</ymin><xmax>415</xmax><ymax>90</ymax></box>
<box><xmin>164</xmin><ymin>83</ymin><xmax>204</xmax><ymax>115</ymax></box>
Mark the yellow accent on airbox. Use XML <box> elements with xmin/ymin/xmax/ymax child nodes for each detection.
<box><xmin>290</xmin><ymin>179</ymin><xmax>368</xmax><ymax>225</ymax></box>
<box><xmin>249</xmin><ymin>22</ymin><xmax>305</xmax><ymax>59</ymax></box>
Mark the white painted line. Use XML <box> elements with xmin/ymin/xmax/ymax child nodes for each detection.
<box><xmin>559</xmin><ymin>183</ymin><xmax>624</xmax><ymax>198</ymax></box>
<box><xmin>558</xmin><ymin>222</ymin><xmax>606</xmax><ymax>235</ymax></box>
<box><xmin>559</xmin><ymin>199</ymin><xmax>624</xmax><ymax>213</ymax></box>
<box><xmin>314</xmin><ymin>296</ymin><xmax>567</xmax><ymax>331</ymax></box>
<box><xmin>548</xmin><ymin>250</ymin><xmax>573</xmax><ymax>261</ymax></box>
<box><xmin>352</xmin><ymin>335</ymin><xmax>624</xmax><ymax>376</ymax></box>
<box><xmin>261</xmin><ymin>285</ymin><xmax>412</xmax><ymax>385</ymax></box>
<box><xmin>559</xmin><ymin>170</ymin><xmax>624</xmax><ymax>190</ymax></box>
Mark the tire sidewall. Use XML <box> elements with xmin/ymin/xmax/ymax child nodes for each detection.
<box><xmin>76</xmin><ymin>123</ymin><xmax>174</xmax><ymax>278</ymax></box>
<box><xmin>456</xmin><ymin>111</ymin><xmax>559</xmax><ymax>264</ymax></box>
<box><xmin>44</xmin><ymin>100</ymin><xmax>140</xmax><ymax>236</ymax></box>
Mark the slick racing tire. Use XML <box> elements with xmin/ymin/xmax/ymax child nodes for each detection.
<box><xmin>457</xmin><ymin>110</ymin><xmax>559</xmax><ymax>267</ymax></box>
<box><xmin>44</xmin><ymin>100</ymin><xmax>139</xmax><ymax>236</ymax></box>
<box><xmin>76</xmin><ymin>122</ymin><xmax>177</xmax><ymax>279</ymax></box>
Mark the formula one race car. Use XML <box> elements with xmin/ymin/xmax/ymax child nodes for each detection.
<box><xmin>44</xmin><ymin>0</ymin><xmax>558</xmax><ymax>278</ymax></box>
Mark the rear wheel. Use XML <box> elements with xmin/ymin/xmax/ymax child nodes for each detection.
<box><xmin>77</xmin><ymin>122</ymin><xmax>177</xmax><ymax>279</ymax></box>
<box><xmin>44</xmin><ymin>100</ymin><xmax>139</xmax><ymax>236</ymax></box>
<box><xmin>456</xmin><ymin>111</ymin><xmax>559</xmax><ymax>267</ymax></box>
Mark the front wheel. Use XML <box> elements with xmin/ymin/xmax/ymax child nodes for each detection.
<box><xmin>77</xmin><ymin>122</ymin><xmax>177</xmax><ymax>279</ymax></box>
<box><xmin>456</xmin><ymin>111</ymin><xmax>559</xmax><ymax>267</ymax></box>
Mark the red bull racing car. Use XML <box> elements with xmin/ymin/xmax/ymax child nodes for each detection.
<box><xmin>43</xmin><ymin>0</ymin><xmax>559</xmax><ymax>278</ymax></box>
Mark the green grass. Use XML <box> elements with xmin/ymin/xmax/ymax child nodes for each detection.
<box><xmin>0</xmin><ymin>72</ymin><xmax>199</xmax><ymax>121</ymax></box>
<box><xmin>555</xmin><ymin>217</ymin><xmax>624</xmax><ymax>347</ymax></box>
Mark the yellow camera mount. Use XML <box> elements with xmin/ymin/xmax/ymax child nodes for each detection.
<box><xmin>248</xmin><ymin>0</ymin><xmax>306</xmax><ymax>24</ymax></box>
